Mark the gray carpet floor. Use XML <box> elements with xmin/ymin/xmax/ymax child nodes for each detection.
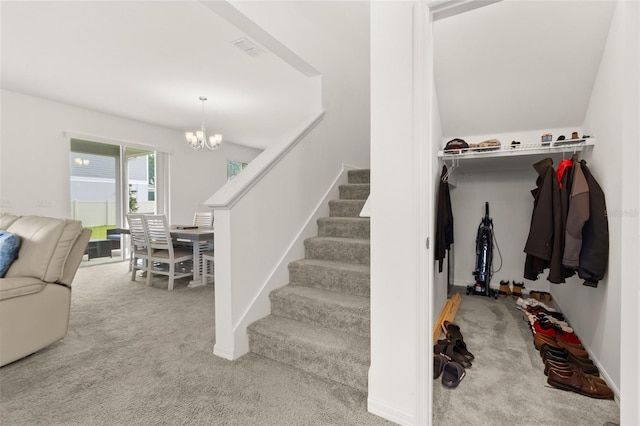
<box><xmin>0</xmin><ymin>262</ymin><xmax>620</xmax><ymax>425</ymax></box>
<box><xmin>0</xmin><ymin>262</ymin><xmax>389</xmax><ymax>426</ymax></box>
<box><xmin>433</xmin><ymin>288</ymin><xmax>620</xmax><ymax>426</ymax></box>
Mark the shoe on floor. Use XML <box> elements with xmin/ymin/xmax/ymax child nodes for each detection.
<box><xmin>547</xmin><ymin>368</ymin><xmax>613</xmax><ymax>399</ymax></box>
<box><xmin>434</xmin><ymin>341</ymin><xmax>472</xmax><ymax>368</ymax></box>
<box><xmin>498</xmin><ymin>280</ymin><xmax>511</xmax><ymax>297</ymax></box>
<box><xmin>437</xmin><ymin>338</ymin><xmax>474</xmax><ymax>361</ymax></box>
<box><xmin>544</xmin><ymin>359</ymin><xmax>602</xmax><ymax>379</ymax></box>
<box><xmin>443</xmin><ymin>322</ymin><xmax>464</xmax><ymax>342</ymax></box>
<box><xmin>433</xmin><ymin>353</ymin><xmax>450</xmax><ymax>379</ymax></box>
<box><xmin>441</xmin><ymin>360</ymin><xmax>466</xmax><ymax>388</ymax></box>
<box><xmin>517</xmin><ymin>297</ymin><xmax>556</xmax><ymax>312</ymax></box>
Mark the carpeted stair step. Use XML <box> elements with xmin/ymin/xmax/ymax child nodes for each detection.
<box><xmin>270</xmin><ymin>285</ymin><xmax>370</xmax><ymax>338</ymax></box>
<box><xmin>288</xmin><ymin>259</ymin><xmax>370</xmax><ymax>297</ymax></box>
<box><xmin>339</xmin><ymin>184</ymin><xmax>370</xmax><ymax>200</ymax></box>
<box><xmin>247</xmin><ymin>315</ymin><xmax>369</xmax><ymax>392</ymax></box>
<box><xmin>329</xmin><ymin>199</ymin><xmax>366</xmax><ymax>218</ymax></box>
<box><xmin>317</xmin><ymin>217</ymin><xmax>370</xmax><ymax>239</ymax></box>
<box><xmin>347</xmin><ymin>169</ymin><xmax>370</xmax><ymax>184</ymax></box>
<box><xmin>304</xmin><ymin>237</ymin><xmax>369</xmax><ymax>265</ymax></box>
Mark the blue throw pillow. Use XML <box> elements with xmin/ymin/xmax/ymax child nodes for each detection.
<box><xmin>0</xmin><ymin>231</ymin><xmax>21</xmax><ymax>277</ymax></box>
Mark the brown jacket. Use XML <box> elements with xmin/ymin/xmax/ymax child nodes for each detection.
<box><xmin>524</xmin><ymin>158</ymin><xmax>565</xmax><ymax>283</ymax></box>
<box><xmin>562</xmin><ymin>160</ymin><xmax>590</xmax><ymax>269</ymax></box>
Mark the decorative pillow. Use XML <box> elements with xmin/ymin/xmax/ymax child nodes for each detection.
<box><xmin>0</xmin><ymin>231</ymin><xmax>21</xmax><ymax>277</ymax></box>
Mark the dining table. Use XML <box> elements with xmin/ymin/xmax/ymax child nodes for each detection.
<box><xmin>107</xmin><ymin>226</ymin><xmax>214</xmax><ymax>288</ymax></box>
<box><xmin>170</xmin><ymin>227</ymin><xmax>214</xmax><ymax>288</ymax></box>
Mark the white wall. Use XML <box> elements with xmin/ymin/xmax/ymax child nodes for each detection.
<box><xmin>206</xmin><ymin>1</ymin><xmax>371</xmax><ymax>359</ymax></box>
<box><xmin>170</xmin><ymin>141</ymin><xmax>260</xmax><ymax>224</ymax></box>
<box><xmin>0</xmin><ymin>90</ymin><xmax>260</xmax><ymax>224</ymax></box>
<box><xmin>370</xmin><ymin>2</ymin><xmax>424</xmax><ymax>424</ymax></box>
<box><xmin>431</xmin><ymin>88</ymin><xmax>448</xmax><ymax>325</ymax></box>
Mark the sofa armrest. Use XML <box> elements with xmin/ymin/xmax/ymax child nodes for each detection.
<box><xmin>0</xmin><ymin>277</ymin><xmax>47</xmax><ymax>301</ymax></box>
<box><xmin>59</xmin><ymin>228</ymin><xmax>91</xmax><ymax>286</ymax></box>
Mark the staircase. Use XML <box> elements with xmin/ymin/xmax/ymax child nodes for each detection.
<box><xmin>247</xmin><ymin>169</ymin><xmax>370</xmax><ymax>392</ymax></box>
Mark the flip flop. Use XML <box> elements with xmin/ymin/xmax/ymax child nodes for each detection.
<box><xmin>444</xmin><ymin>322</ymin><xmax>464</xmax><ymax>341</ymax></box>
<box><xmin>437</xmin><ymin>338</ymin><xmax>474</xmax><ymax>361</ymax></box>
<box><xmin>433</xmin><ymin>353</ymin><xmax>450</xmax><ymax>379</ymax></box>
<box><xmin>442</xmin><ymin>360</ymin><xmax>466</xmax><ymax>388</ymax></box>
<box><xmin>434</xmin><ymin>342</ymin><xmax>472</xmax><ymax>368</ymax></box>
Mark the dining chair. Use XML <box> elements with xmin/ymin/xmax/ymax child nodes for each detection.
<box><xmin>142</xmin><ymin>214</ymin><xmax>193</xmax><ymax>290</ymax></box>
<box><xmin>201</xmin><ymin>250</ymin><xmax>215</xmax><ymax>286</ymax></box>
<box><xmin>187</xmin><ymin>212</ymin><xmax>214</xmax><ymax>263</ymax></box>
<box><xmin>126</xmin><ymin>213</ymin><xmax>149</xmax><ymax>282</ymax></box>
<box><xmin>193</xmin><ymin>211</ymin><xmax>213</xmax><ymax>228</ymax></box>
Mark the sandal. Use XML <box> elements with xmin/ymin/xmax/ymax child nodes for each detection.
<box><xmin>444</xmin><ymin>322</ymin><xmax>464</xmax><ymax>341</ymax></box>
<box><xmin>437</xmin><ymin>338</ymin><xmax>474</xmax><ymax>361</ymax></box>
<box><xmin>434</xmin><ymin>342</ymin><xmax>472</xmax><ymax>368</ymax></box>
<box><xmin>441</xmin><ymin>360</ymin><xmax>466</xmax><ymax>388</ymax></box>
<box><xmin>433</xmin><ymin>353</ymin><xmax>450</xmax><ymax>379</ymax></box>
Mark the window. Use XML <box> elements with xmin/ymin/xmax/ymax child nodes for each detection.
<box><xmin>227</xmin><ymin>160</ymin><xmax>248</xmax><ymax>182</ymax></box>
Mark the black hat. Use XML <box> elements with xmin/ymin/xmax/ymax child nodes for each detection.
<box><xmin>557</xmin><ymin>135</ymin><xmax>565</xmax><ymax>141</ymax></box>
<box><xmin>444</xmin><ymin>138</ymin><xmax>469</xmax><ymax>152</ymax></box>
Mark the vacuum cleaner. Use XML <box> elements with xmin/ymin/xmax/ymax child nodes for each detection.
<box><xmin>467</xmin><ymin>202</ymin><xmax>498</xmax><ymax>298</ymax></box>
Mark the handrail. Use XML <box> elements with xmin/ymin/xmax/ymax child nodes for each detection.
<box><xmin>204</xmin><ymin>111</ymin><xmax>325</xmax><ymax>209</ymax></box>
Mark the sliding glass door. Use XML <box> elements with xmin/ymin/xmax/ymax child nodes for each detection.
<box><xmin>70</xmin><ymin>139</ymin><xmax>157</xmax><ymax>264</ymax></box>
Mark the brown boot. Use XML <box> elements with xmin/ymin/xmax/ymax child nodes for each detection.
<box><xmin>539</xmin><ymin>291</ymin><xmax>553</xmax><ymax>302</ymax></box>
<box><xmin>512</xmin><ymin>281</ymin><xmax>525</xmax><ymax>298</ymax></box>
<box><xmin>498</xmin><ymin>280</ymin><xmax>511</xmax><ymax>298</ymax></box>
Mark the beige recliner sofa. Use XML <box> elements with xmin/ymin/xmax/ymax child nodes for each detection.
<box><xmin>0</xmin><ymin>213</ymin><xmax>91</xmax><ymax>366</ymax></box>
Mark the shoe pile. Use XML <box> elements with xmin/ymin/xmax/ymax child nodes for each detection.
<box><xmin>433</xmin><ymin>322</ymin><xmax>473</xmax><ymax>388</ymax></box>
<box><xmin>517</xmin><ymin>297</ymin><xmax>614</xmax><ymax>400</ymax></box>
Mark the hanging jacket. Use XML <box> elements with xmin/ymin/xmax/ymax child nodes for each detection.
<box><xmin>435</xmin><ymin>165</ymin><xmax>454</xmax><ymax>273</ymax></box>
<box><xmin>524</xmin><ymin>158</ymin><xmax>565</xmax><ymax>283</ymax></box>
<box><xmin>559</xmin><ymin>157</ymin><xmax>575</xmax><ymax>278</ymax></box>
<box><xmin>578</xmin><ymin>161</ymin><xmax>609</xmax><ymax>287</ymax></box>
<box><xmin>556</xmin><ymin>158</ymin><xmax>573</xmax><ymax>189</ymax></box>
<box><xmin>563</xmin><ymin>160</ymin><xmax>590</xmax><ymax>269</ymax></box>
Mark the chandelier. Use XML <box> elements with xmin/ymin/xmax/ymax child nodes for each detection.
<box><xmin>185</xmin><ymin>96</ymin><xmax>222</xmax><ymax>151</ymax></box>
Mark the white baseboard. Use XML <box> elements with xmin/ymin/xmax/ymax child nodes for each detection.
<box><xmin>213</xmin><ymin>344</ymin><xmax>234</xmax><ymax>361</ymax></box>
<box><xmin>552</xmin><ymin>297</ymin><xmax>621</xmax><ymax>403</ymax></box>
<box><xmin>367</xmin><ymin>397</ymin><xmax>416</xmax><ymax>426</ymax></box>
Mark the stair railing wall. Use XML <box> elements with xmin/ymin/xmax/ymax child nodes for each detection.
<box><xmin>205</xmin><ymin>111</ymin><xmax>365</xmax><ymax>360</ymax></box>
<box><xmin>228</xmin><ymin>165</ymin><xmax>358</xmax><ymax>359</ymax></box>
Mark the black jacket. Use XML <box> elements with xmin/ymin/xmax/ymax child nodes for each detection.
<box><xmin>435</xmin><ymin>165</ymin><xmax>454</xmax><ymax>273</ymax></box>
<box><xmin>578</xmin><ymin>161</ymin><xmax>609</xmax><ymax>287</ymax></box>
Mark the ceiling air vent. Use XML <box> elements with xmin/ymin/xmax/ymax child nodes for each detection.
<box><xmin>233</xmin><ymin>38</ymin><xmax>264</xmax><ymax>57</ymax></box>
